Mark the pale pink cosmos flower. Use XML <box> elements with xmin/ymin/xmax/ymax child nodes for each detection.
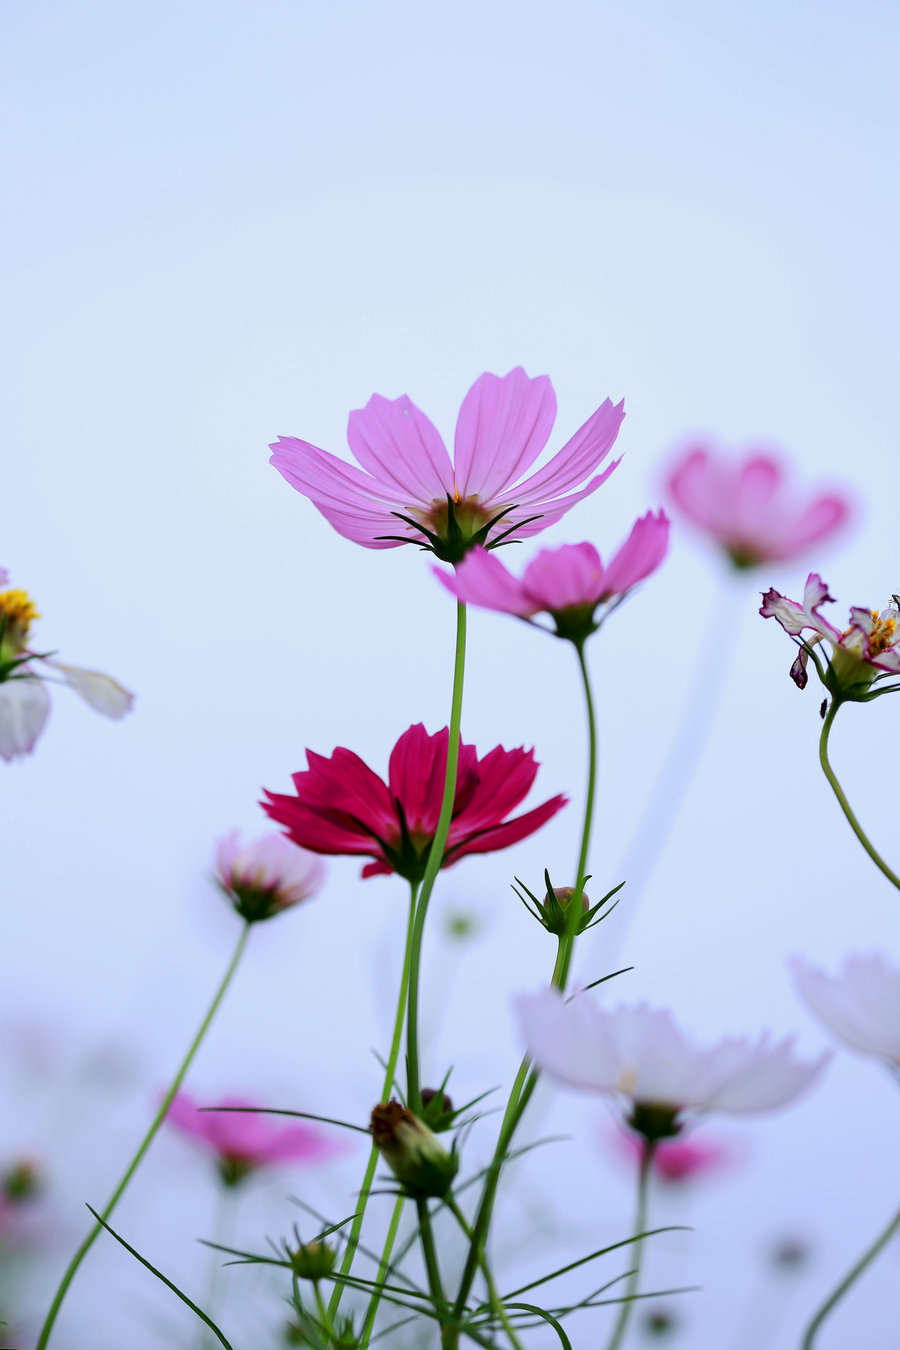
<box><xmin>760</xmin><ymin>573</ymin><xmax>900</xmax><ymax>692</ymax></box>
<box><xmin>270</xmin><ymin>368</ymin><xmax>625</xmax><ymax>563</ymax></box>
<box><xmin>165</xmin><ymin>1092</ymin><xmax>345</xmax><ymax>1185</ymax></box>
<box><xmin>0</xmin><ymin>577</ymin><xmax>133</xmax><ymax>763</ymax></box>
<box><xmin>215</xmin><ymin>829</ymin><xmax>327</xmax><ymax>923</ymax></box>
<box><xmin>666</xmin><ymin>446</ymin><xmax>850</xmax><ymax>569</ymax></box>
<box><xmin>516</xmin><ymin>990</ymin><xmax>827</xmax><ymax>1132</ymax></box>
<box><xmin>436</xmin><ymin>510</ymin><xmax>669</xmax><ymax>642</ymax></box>
<box><xmin>790</xmin><ymin>953</ymin><xmax>900</xmax><ymax>1066</ymax></box>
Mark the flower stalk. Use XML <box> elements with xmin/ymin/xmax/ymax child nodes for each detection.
<box><xmin>818</xmin><ymin>699</ymin><xmax>900</xmax><ymax>892</ymax></box>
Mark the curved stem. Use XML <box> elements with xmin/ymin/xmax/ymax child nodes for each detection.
<box><xmin>818</xmin><ymin>700</ymin><xmax>900</xmax><ymax>891</ymax></box>
<box><xmin>327</xmin><ymin>883</ymin><xmax>419</xmax><ymax>1328</ymax></box>
<box><xmin>406</xmin><ymin>601</ymin><xmax>467</xmax><ymax>1114</ymax></box>
<box><xmin>36</xmin><ymin>922</ymin><xmax>252</xmax><ymax>1350</ymax></box>
<box><xmin>801</xmin><ymin>1203</ymin><xmax>900</xmax><ymax>1349</ymax></box>
<box><xmin>604</xmin><ymin>1144</ymin><xmax>654</xmax><ymax>1350</ymax></box>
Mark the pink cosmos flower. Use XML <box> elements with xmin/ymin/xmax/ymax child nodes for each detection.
<box><xmin>609</xmin><ymin>1126</ymin><xmax>733</xmax><ymax>1184</ymax></box>
<box><xmin>760</xmin><ymin>573</ymin><xmax>900</xmax><ymax>693</ymax></box>
<box><xmin>215</xmin><ymin>829</ymin><xmax>327</xmax><ymax>923</ymax></box>
<box><xmin>516</xmin><ymin>990</ymin><xmax>826</xmax><ymax>1137</ymax></box>
<box><xmin>165</xmin><ymin>1092</ymin><xmax>345</xmax><ymax>1185</ymax></box>
<box><xmin>665</xmin><ymin>446</ymin><xmax>850</xmax><ymax>569</ymax></box>
<box><xmin>790</xmin><ymin>953</ymin><xmax>900</xmax><ymax>1066</ymax></box>
<box><xmin>436</xmin><ymin>510</ymin><xmax>669</xmax><ymax>642</ymax></box>
<box><xmin>270</xmin><ymin>368</ymin><xmax>625</xmax><ymax>563</ymax></box>
<box><xmin>262</xmin><ymin>722</ymin><xmax>567</xmax><ymax>883</ymax></box>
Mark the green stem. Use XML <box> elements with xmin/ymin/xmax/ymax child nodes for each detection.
<box><xmin>416</xmin><ymin>1196</ymin><xmax>446</xmax><ymax>1307</ymax></box>
<box><xmin>801</xmin><ymin>1203</ymin><xmax>900</xmax><ymax>1349</ymax></box>
<box><xmin>446</xmin><ymin>1197</ymin><xmax>524</xmax><ymax>1350</ymax></box>
<box><xmin>451</xmin><ymin>634</ymin><xmax>599</xmax><ymax>1327</ymax></box>
<box><xmin>327</xmin><ymin>884</ymin><xmax>419</xmax><ymax>1329</ymax></box>
<box><xmin>35</xmin><ymin>923</ymin><xmax>252</xmax><ymax>1350</ymax></box>
<box><xmin>358</xmin><ymin>1194</ymin><xmax>405</xmax><ymax>1349</ymax></box>
<box><xmin>407</xmin><ymin>600</ymin><xmax>467</xmax><ymax>1114</ymax></box>
<box><xmin>818</xmin><ymin>700</ymin><xmax>900</xmax><ymax>891</ymax></box>
<box><xmin>604</xmin><ymin>1144</ymin><xmax>654</xmax><ymax>1350</ymax></box>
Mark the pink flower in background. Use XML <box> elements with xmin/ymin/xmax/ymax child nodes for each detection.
<box><xmin>665</xmin><ymin>446</ymin><xmax>850</xmax><ymax>569</ymax></box>
<box><xmin>609</xmin><ymin>1125</ymin><xmax>734</xmax><ymax>1184</ymax></box>
<box><xmin>790</xmin><ymin>953</ymin><xmax>900</xmax><ymax>1065</ymax></box>
<box><xmin>165</xmin><ymin>1092</ymin><xmax>345</xmax><ymax>1185</ymax></box>
<box><xmin>516</xmin><ymin>990</ymin><xmax>827</xmax><ymax>1134</ymax></box>
<box><xmin>263</xmin><ymin>722</ymin><xmax>567</xmax><ymax>883</ymax></box>
<box><xmin>215</xmin><ymin>829</ymin><xmax>327</xmax><ymax>923</ymax></box>
<box><xmin>760</xmin><ymin>573</ymin><xmax>900</xmax><ymax>691</ymax></box>
<box><xmin>270</xmin><ymin>368</ymin><xmax>625</xmax><ymax>563</ymax></box>
<box><xmin>436</xmin><ymin>510</ymin><xmax>669</xmax><ymax>641</ymax></box>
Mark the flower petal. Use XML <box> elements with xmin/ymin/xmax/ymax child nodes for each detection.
<box><xmin>348</xmin><ymin>394</ymin><xmax>455</xmax><ymax>501</ymax></box>
<box><xmin>508</xmin><ymin>398</ymin><xmax>625</xmax><ymax>504</ymax></box>
<box><xmin>0</xmin><ymin>677</ymin><xmax>51</xmax><ymax>762</ymax></box>
<box><xmin>454</xmin><ymin>369</ymin><xmax>557</xmax><ymax>501</ymax></box>
<box><xmin>594</xmin><ymin>511</ymin><xmax>670</xmax><ymax>598</ymax></box>
<box><xmin>435</xmin><ymin>549</ymin><xmax>536</xmax><ymax>616</ymax></box>
<box><xmin>45</xmin><ymin>661</ymin><xmax>134</xmax><ymax>718</ymax></box>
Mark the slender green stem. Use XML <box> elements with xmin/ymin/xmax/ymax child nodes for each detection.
<box><xmin>407</xmin><ymin>600</ymin><xmax>467</xmax><ymax>1114</ymax></box>
<box><xmin>313</xmin><ymin>1281</ymin><xmax>340</xmax><ymax>1344</ymax></box>
<box><xmin>358</xmin><ymin>1194</ymin><xmax>405</xmax><ymax>1348</ymax></box>
<box><xmin>416</xmin><ymin>1196</ymin><xmax>446</xmax><ymax>1307</ymax></box>
<box><xmin>35</xmin><ymin>923</ymin><xmax>252</xmax><ymax>1350</ymax></box>
<box><xmin>818</xmin><ymin>700</ymin><xmax>900</xmax><ymax>891</ymax></box>
<box><xmin>327</xmin><ymin>884</ymin><xmax>419</xmax><ymax>1328</ymax></box>
<box><xmin>446</xmin><ymin>1197</ymin><xmax>524</xmax><ymax>1350</ymax></box>
<box><xmin>452</xmin><ymin>633</ymin><xmax>600</xmax><ymax>1328</ymax></box>
<box><xmin>801</xmin><ymin>1203</ymin><xmax>900</xmax><ymax>1349</ymax></box>
<box><xmin>604</xmin><ymin>1144</ymin><xmax>654</xmax><ymax>1350</ymax></box>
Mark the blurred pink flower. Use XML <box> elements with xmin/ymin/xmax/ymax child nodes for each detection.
<box><xmin>516</xmin><ymin>990</ymin><xmax>827</xmax><ymax>1131</ymax></box>
<box><xmin>666</xmin><ymin>446</ymin><xmax>850</xmax><ymax>569</ymax></box>
<box><xmin>436</xmin><ymin>510</ymin><xmax>669</xmax><ymax>641</ymax></box>
<box><xmin>270</xmin><ymin>368</ymin><xmax>625</xmax><ymax>563</ymax></box>
<box><xmin>790</xmin><ymin>952</ymin><xmax>900</xmax><ymax>1065</ymax></box>
<box><xmin>263</xmin><ymin>722</ymin><xmax>566</xmax><ymax>882</ymax></box>
<box><xmin>760</xmin><ymin>573</ymin><xmax>900</xmax><ymax>691</ymax></box>
<box><xmin>609</xmin><ymin>1125</ymin><xmax>733</xmax><ymax>1184</ymax></box>
<box><xmin>165</xmin><ymin>1092</ymin><xmax>345</xmax><ymax>1185</ymax></box>
<box><xmin>215</xmin><ymin>829</ymin><xmax>326</xmax><ymax>923</ymax></box>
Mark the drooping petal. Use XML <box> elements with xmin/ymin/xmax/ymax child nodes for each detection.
<box><xmin>435</xmin><ymin>549</ymin><xmax>535</xmax><ymax>616</ymax></box>
<box><xmin>348</xmin><ymin>394</ymin><xmax>455</xmax><ymax>501</ymax></box>
<box><xmin>0</xmin><ymin>677</ymin><xmax>51</xmax><ymax>762</ymax></box>
<box><xmin>454</xmin><ymin>369</ymin><xmax>557</xmax><ymax>501</ymax></box>
<box><xmin>270</xmin><ymin>437</ymin><xmax>409</xmax><ymax>548</ymax></box>
<box><xmin>44</xmin><ymin>660</ymin><xmax>134</xmax><ymax>718</ymax></box>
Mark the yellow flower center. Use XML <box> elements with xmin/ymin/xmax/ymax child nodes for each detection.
<box><xmin>868</xmin><ymin>611</ymin><xmax>898</xmax><ymax>655</ymax></box>
<box><xmin>0</xmin><ymin>589</ymin><xmax>40</xmax><ymax>647</ymax></box>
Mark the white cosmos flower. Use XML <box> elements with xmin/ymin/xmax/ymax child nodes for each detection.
<box><xmin>515</xmin><ymin>989</ymin><xmax>828</xmax><ymax>1119</ymax></box>
<box><xmin>790</xmin><ymin>953</ymin><xmax>900</xmax><ymax>1065</ymax></box>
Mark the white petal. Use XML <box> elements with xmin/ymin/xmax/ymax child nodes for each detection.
<box><xmin>0</xmin><ymin>678</ymin><xmax>51</xmax><ymax>761</ymax></box>
<box><xmin>49</xmin><ymin>661</ymin><xmax>135</xmax><ymax>719</ymax></box>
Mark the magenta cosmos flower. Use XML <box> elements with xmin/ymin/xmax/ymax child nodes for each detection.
<box><xmin>262</xmin><ymin>723</ymin><xmax>567</xmax><ymax>883</ymax></box>
<box><xmin>270</xmin><ymin>368</ymin><xmax>625</xmax><ymax>564</ymax></box>
<box><xmin>436</xmin><ymin>510</ymin><xmax>669</xmax><ymax>643</ymax></box>
<box><xmin>215</xmin><ymin>829</ymin><xmax>327</xmax><ymax>923</ymax></box>
<box><xmin>610</xmin><ymin>1125</ymin><xmax>733</xmax><ymax>1184</ymax></box>
<box><xmin>666</xmin><ymin>446</ymin><xmax>850</xmax><ymax>569</ymax></box>
<box><xmin>760</xmin><ymin>573</ymin><xmax>900</xmax><ymax>694</ymax></box>
<box><xmin>165</xmin><ymin>1092</ymin><xmax>345</xmax><ymax>1186</ymax></box>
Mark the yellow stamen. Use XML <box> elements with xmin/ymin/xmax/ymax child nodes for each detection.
<box><xmin>869</xmin><ymin>613</ymin><xmax>898</xmax><ymax>655</ymax></box>
<box><xmin>0</xmin><ymin>589</ymin><xmax>40</xmax><ymax>640</ymax></box>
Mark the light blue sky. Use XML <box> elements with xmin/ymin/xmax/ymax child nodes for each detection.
<box><xmin>2</xmin><ymin>2</ymin><xmax>899</xmax><ymax>1345</ymax></box>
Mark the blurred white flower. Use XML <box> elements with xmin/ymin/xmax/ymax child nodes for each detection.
<box><xmin>790</xmin><ymin>952</ymin><xmax>900</xmax><ymax>1064</ymax></box>
<box><xmin>516</xmin><ymin>990</ymin><xmax>827</xmax><ymax>1126</ymax></box>
<box><xmin>215</xmin><ymin>829</ymin><xmax>327</xmax><ymax>923</ymax></box>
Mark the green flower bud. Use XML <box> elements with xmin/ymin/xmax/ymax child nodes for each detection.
<box><xmin>369</xmin><ymin>1100</ymin><xmax>458</xmax><ymax>1198</ymax></box>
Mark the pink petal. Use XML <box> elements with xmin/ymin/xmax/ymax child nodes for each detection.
<box><xmin>436</xmin><ymin>549</ymin><xmax>535</xmax><ymax>616</ymax></box>
<box><xmin>447</xmin><ymin>793</ymin><xmax>568</xmax><ymax>863</ymax></box>
<box><xmin>521</xmin><ymin>543</ymin><xmax>605</xmax><ymax>610</ymax></box>
<box><xmin>594</xmin><ymin>511</ymin><xmax>669</xmax><ymax>598</ymax></box>
<box><xmin>387</xmin><ymin>724</ymin><xmax>449</xmax><ymax>837</ymax></box>
<box><xmin>788</xmin><ymin>495</ymin><xmax>852</xmax><ymax>554</ymax></box>
<box><xmin>510</xmin><ymin>399</ymin><xmax>625</xmax><ymax>504</ymax></box>
<box><xmin>348</xmin><ymin>394</ymin><xmax>455</xmax><ymax>501</ymax></box>
<box><xmin>454</xmin><ymin>369</ymin><xmax>557</xmax><ymax>501</ymax></box>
